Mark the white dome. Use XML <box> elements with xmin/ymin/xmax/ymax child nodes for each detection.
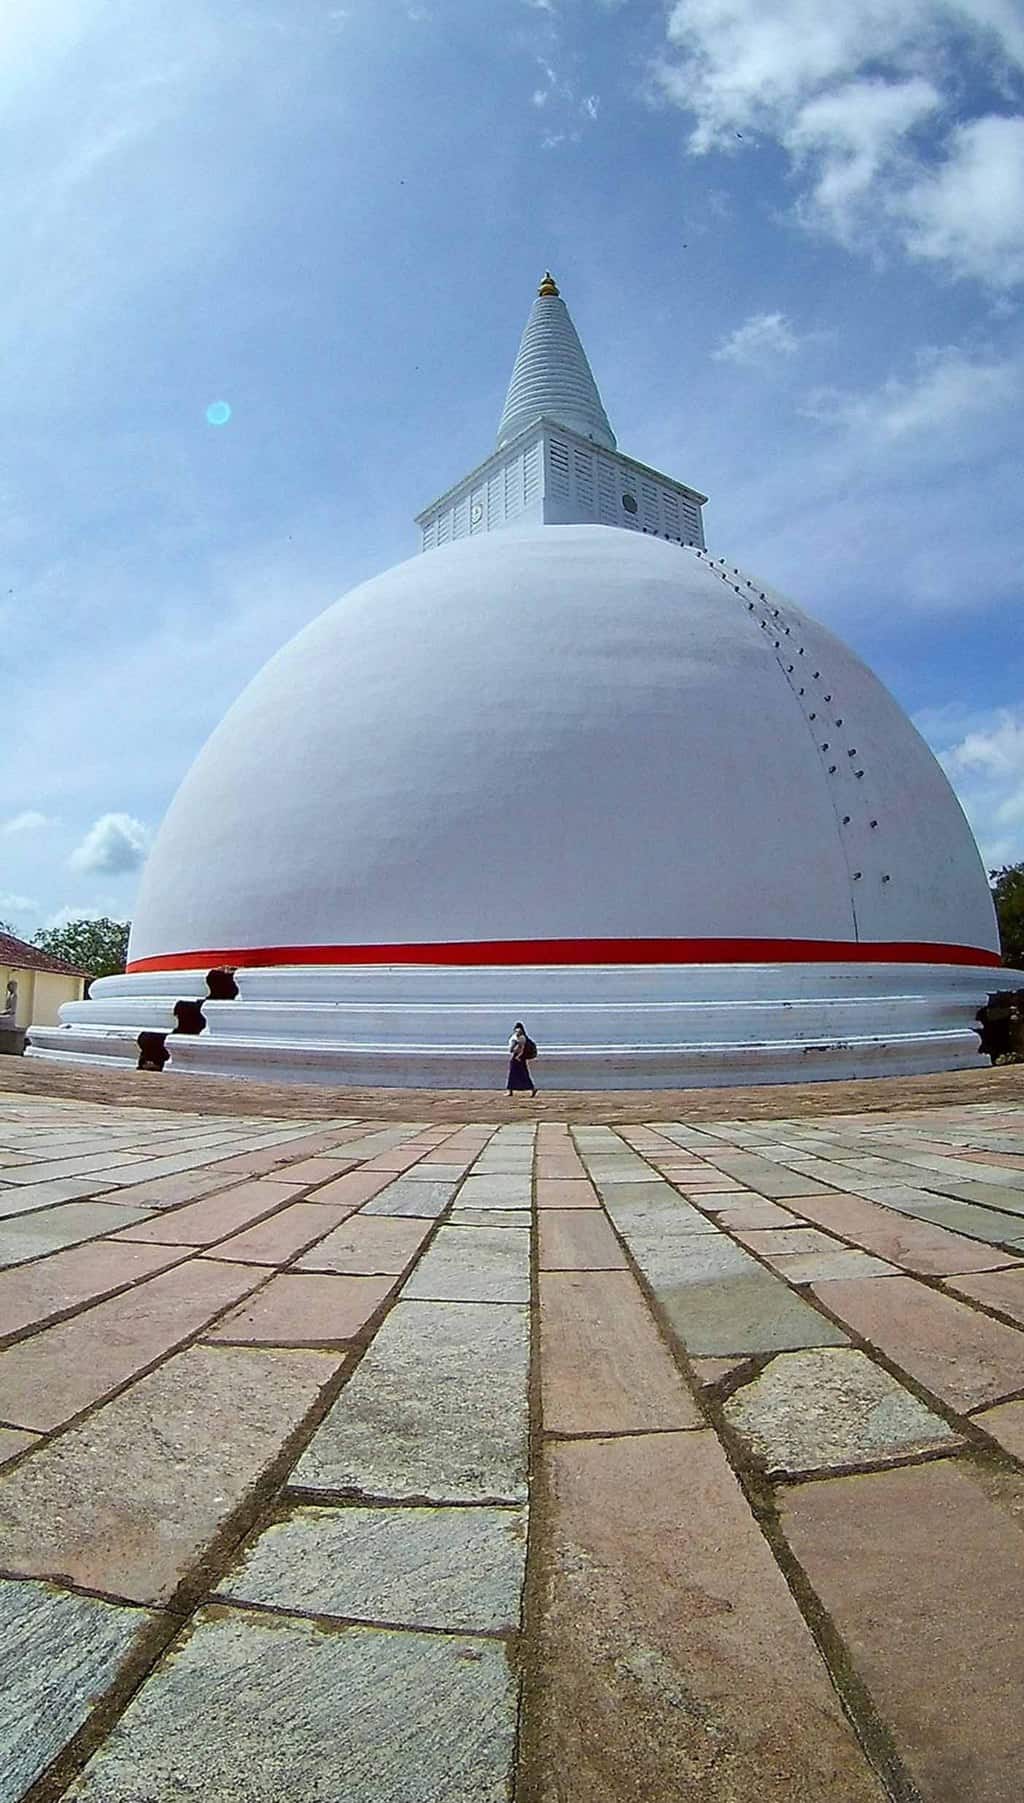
<box><xmin>34</xmin><ymin>526</ymin><xmax>1003</xmax><ymax>1089</ymax></box>
<box><xmin>127</xmin><ymin>528</ymin><xmax>995</xmax><ymax>966</ymax></box>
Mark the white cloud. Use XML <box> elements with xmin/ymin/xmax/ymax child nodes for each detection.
<box><xmin>0</xmin><ymin>891</ymin><xmax>38</xmax><ymax>922</ymax></box>
<box><xmin>44</xmin><ymin>903</ymin><xmax>108</xmax><ymax>929</ymax></box>
<box><xmin>1</xmin><ymin>810</ymin><xmax>50</xmax><ymax>836</ymax></box>
<box><xmin>788</xmin><ymin>78</ymin><xmax>940</xmax><ymax>241</ymax></box>
<box><xmin>70</xmin><ymin>813</ymin><xmax>149</xmax><ymax>875</ymax></box>
<box><xmin>655</xmin><ymin>1</ymin><xmax>1024</xmax><ymax>283</ymax></box>
<box><xmin>918</xmin><ymin>705</ymin><xmax>1024</xmax><ymax>865</ymax></box>
<box><xmin>901</xmin><ymin>114</ymin><xmax>1024</xmax><ymax>287</ymax></box>
<box><xmin>803</xmin><ymin>344</ymin><xmax>1024</xmax><ymax>438</ymax></box>
<box><xmin>713</xmin><ymin>310</ymin><xmax>800</xmax><ymax>365</ymax></box>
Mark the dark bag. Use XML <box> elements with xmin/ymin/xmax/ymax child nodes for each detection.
<box><xmin>523</xmin><ymin>1036</ymin><xmax>538</xmax><ymax>1061</ymax></box>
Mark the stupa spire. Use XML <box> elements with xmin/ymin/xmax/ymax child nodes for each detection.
<box><xmin>496</xmin><ymin>273</ymin><xmax>616</xmax><ymax>451</ymax></box>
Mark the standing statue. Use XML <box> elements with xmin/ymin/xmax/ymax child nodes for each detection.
<box><xmin>4</xmin><ymin>977</ymin><xmax>17</xmax><ymax>1019</ymax></box>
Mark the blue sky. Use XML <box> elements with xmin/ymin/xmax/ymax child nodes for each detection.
<box><xmin>3</xmin><ymin>0</ymin><xmax>1023</xmax><ymax>935</ymax></box>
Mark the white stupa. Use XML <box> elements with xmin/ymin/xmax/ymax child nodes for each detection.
<box><xmin>32</xmin><ymin>274</ymin><xmax>1006</xmax><ymax>1088</ymax></box>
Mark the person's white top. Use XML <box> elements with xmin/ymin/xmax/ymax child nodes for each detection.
<box><xmin>508</xmin><ymin>1031</ymin><xmax>524</xmax><ymax>1054</ymax></box>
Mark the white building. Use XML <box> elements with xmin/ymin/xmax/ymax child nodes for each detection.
<box><xmin>30</xmin><ymin>275</ymin><xmax>1010</xmax><ymax>1088</ymax></box>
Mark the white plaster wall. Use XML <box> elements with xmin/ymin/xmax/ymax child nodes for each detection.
<box><xmin>127</xmin><ymin>527</ymin><xmax>996</xmax><ymax>966</ymax></box>
<box><xmin>29</xmin><ymin>956</ymin><xmax>1004</xmax><ymax>1086</ymax></box>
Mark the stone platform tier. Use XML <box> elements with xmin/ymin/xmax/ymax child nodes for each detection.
<box><xmin>27</xmin><ymin>957</ymin><xmax>1010</xmax><ymax>1088</ymax></box>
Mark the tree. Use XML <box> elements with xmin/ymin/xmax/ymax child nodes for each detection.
<box><xmin>33</xmin><ymin>917</ymin><xmax>131</xmax><ymax>988</ymax></box>
<box><xmin>991</xmin><ymin>865</ymin><xmax>1024</xmax><ymax>972</ymax></box>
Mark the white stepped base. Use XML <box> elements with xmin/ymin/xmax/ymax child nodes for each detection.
<box><xmin>25</xmin><ymin>959</ymin><xmax>1011</xmax><ymax>1090</ymax></box>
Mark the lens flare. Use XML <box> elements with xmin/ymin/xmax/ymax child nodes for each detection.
<box><xmin>205</xmin><ymin>400</ymin><xmax>232</xmax><ymax>426</ymax></box>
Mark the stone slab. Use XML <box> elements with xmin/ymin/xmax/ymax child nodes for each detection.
<box><xmin>709</xmin><ymin>1199</ymin><xmax>798</xmax><ymax>1228</ymax></box>
<box><xmin>780</xmin><ymin>1461</ymin><xmax>1024</xmax><ymax>1802</ymax></box>
<box><xmin>0</xmin><ymin>1344</ymin><xmax>337</xmax><ymax>1603</ymax></box>
<box><xmin>205</xmin><ymin>1199</ymin><xmax>357</xmax><ymax>1265</ymax></box>
<box><xmin>67</xmin><ymin>1606</ymin><xmax>518</xmax><ymax>1803</ymax></box>
<box><xmin>893</xmin><ymin>1198</ymin><xmax>1024</xmax><ymax>1243</ymax></box>
<box><xmin>293</xmin><ymin>1300</ymin><xmax>529</xmax><ymax>1503</ymax></box>
<box><xmin>205</xmin><ymin>1273</ymin><xmax>395</xmax><ymax>1344</ymax></box>
<box><xmin>0</xmin><ymin>1239</ymin><xmax>187</xmax><ymax>1342</ymax></box>
<box><xmin>448</xmin><ymin>1210</ymin><xmax>531</xmax><ymax>1229</ymax></box>
<box><xmin>972</xmin><ymin>1399</ymin><xmax>1024</xmax><ymax>1462</ymax></box>
<box><xmin>92</xmin><ymin>1170</ymin><xmax>261</xmax><ymax>1211</ymax></box>
<box><xmin>810</xmin><ymin>1274</ymin><xmax>1024</xmax><ymax>1412</ymax></box>
<box><xmin>294</xmin><ymin>1215</ymin><xmax>433</xmax><ymax>1275</ymax></box>
<box><xmin>942</xmin><ymin>1265</ymin><xmax>1024</xmax><ymax>1327</ymax></box>
<box><xmin>617</xmin><ymin>1232</ymin><xmax>847</xmax><ymax>1356</ymax></box>
<box><xmin>457</xmin><ymin>1175</ymin><xmax>531</xmax><ymax>1210</ymax></box>
<box><xmin>528</xmin><ymin>1432</ymin><xmax>884</xmax><ymax>1803</ymax></box>
<box><xmin>689</xmin><ymin>1356</ymin><xmax>753</xmax><ymax>1387</ymax></box>
<box><xmin>397</xmin><ymin>1163</ymin><xmax>469</xmax><ymax>1181</ymax></box>
<box><xmin>539</xmin><ymin>1271</ymin><xmax>702</xmax><ymax>1435</ymax></box>
<box><xmin>267</xmin><ymin>1156</ymin><xmax>357</xmax><ymax>1182</ymax></box>
<box><xmin>0</xmin><ymin>1201</ymin><xmax>158</xmax><ymax>1268</ymax></box>
<box><xmin>705</xmin><ymin>1162</ymin><xmax>832</xmax><ymax>1199</ymax></box>
<box><xmin>538</xmin><ymin>1210</ymin><xmax>627</xmax><ymax>1271</ymax></box>
<box><xmin>302</xmin><ymin>1168</ymin><xmax>393</xmax><ymax>1206</ymax></box>
<box><xmin>782</xmin><ymin>1190</ymin><xmax>1020</xmax><ymax>1275</ymax></box>
<box><xmin>113</xmin><ymin>1178</ymin><xmax>302</xmax><ymax>1246</ymax></box>
<box><xmin>733</xmin><ymin>1227</ymin><xmax>839</xmax><ymax>1257</ymax></box>
<box><xmin>656</xmin><ymin>1271</ymin><xmax>850</xmax><ymax>1356</ymax></box>
<box><xmin>361</xmin><ymin>1178</ymin><xmax>457</xmax><ymax>1218</ymax></box>
<box><xmin>219</xmin><ymin>1502</ymin><xmax>527</xmax><ymax>1631</ymax></box>
<box><xmin>771</xmin><ymin>1249</ymin><xmax>900</xmax><ymax>1282</ymax></box>
<box><xmin>597</xmin><ymin>1177</ymin><xmax>700</xmax><ymax>1208</ymax></box>
<box><xmin>535</xmin><ymin>1179</ymin><xmax>600</xmax><ymax>1208</ymax></box>
<box><xmin>535</xmin><ymin>1159</ymin><xmax>586</xmax><ymax>1181</ymax></box>
<box><xmin>0</xmin><ymin>1176</ymin><xmax>121</xmax><ymax>1218</ymax></box>
<box><xmin>0</xmin><ymin>1427</ymin><xmax>38</xmax><ymax>1465</ymax></box>
<box><xmin>0</xmin><ymin>1257</ymin><xmax>263</xmax><ymax>1432</ymax></box>
<box><xmin>602</xmin><ymin>1190</ymin><xmax>720</xmax><ymax>1233</ymax></box>
<box><xmin>618</xmin><ymin>1225</ymin><xmax>751</xmax><ymax>1284</ymax></box>
<box><xmin>0</xmin><ymin>1576</ymin><xmax>154</xmax><ymax>1803</ymax></box>
<box><xmin>402</xmin><ymin>1225</ymin><xmax>530</xmax><ymax>1303</ymax></box>
<box><xmin>723</xmin><ymin>1347</ymin><xmax>960</xmax><ymax>1476</ymax></box>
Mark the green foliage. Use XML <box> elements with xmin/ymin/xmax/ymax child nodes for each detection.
<box><xmin>991</xmin><ymin>865</ymin><xmax>1024</xmax><ymax>971</ymax></box>
<box><xmin>32</xmin><ymin>917</ymin><xmax>131</xmax><ymax>986</ymax></box>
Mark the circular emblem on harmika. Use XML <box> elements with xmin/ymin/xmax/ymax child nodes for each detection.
<box><xmin>621</xmin><ymin>492</ymin><xmax>638</xmax><ymax>514</ymax></box>
<box><xmin>471</xmin><ymin>502</ymin><xmax>483</xmax><ymax>524</ymax></box>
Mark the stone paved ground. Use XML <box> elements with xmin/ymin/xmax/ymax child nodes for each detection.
<box><xmin>3</xmin><ymin>1052</ymin><xmax>1023</xmax><ymax>1120</ymax></box>
<box><xmin>2</xmin><ymin>1079</ymin><xmax>1024</xmax><ymax>1799</ymax></box>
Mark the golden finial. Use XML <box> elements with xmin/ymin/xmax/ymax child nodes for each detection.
<box><xmin>538</xmin><ymin>271</ymin><xmax>559</xmax><ymax>297</ymax></box>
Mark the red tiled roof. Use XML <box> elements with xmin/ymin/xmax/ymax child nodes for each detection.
<box><xmin>0</xmin><ymin>932</ymin><xmax>91</xmax><ymax>978</ymax></box>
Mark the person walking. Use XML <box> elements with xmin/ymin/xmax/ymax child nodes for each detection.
<box><xmin>506</xmin><ymin>1021</ymin><xmax>537</xmax><ymax>1097</ymax></box>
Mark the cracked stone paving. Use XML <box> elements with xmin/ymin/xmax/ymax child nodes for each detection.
<box><xmin>2</xmin><ymin>1074</ymin><xmax>1024</xmax><ymax>1800</ymax></box>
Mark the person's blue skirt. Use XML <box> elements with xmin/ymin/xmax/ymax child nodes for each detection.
<box><xmin>507</xmin><ymin>1056</ymin><xmax>534</xmax><ymax>1092</ymax></box>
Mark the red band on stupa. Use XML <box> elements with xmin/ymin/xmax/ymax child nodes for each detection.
<box><xmin>126</xmin><ymin>936</ymin><xmax>1002</xmax><ymax>974</ymax></box>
